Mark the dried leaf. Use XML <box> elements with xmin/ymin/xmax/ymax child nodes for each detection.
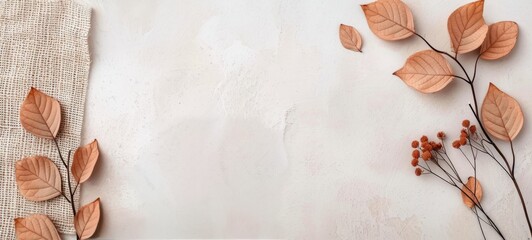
<box><xmin>393</xmin><ymin>50</ymin><xmax>454</xmax><ymax>93</ymax></box>
<box><xmin>481</xmin><ymin>83</ymin><xmax>524</xmax><ymax>141</ymax></box>
<box><xmin>72</xmin><ymin>139</ymin><xmax>100</xmax><ymax>183</ymax></box>
<box><xmin>15</xmin><ymin>156</ymin><xmax>62</xmax><ymax>201</ymax></box>
<box><xmin>480</xmin><ymin>21</ymin><xmax>519</xmax><ymax>60</ymax></box>
<box><xmin>447</xmin><ymin>0</ymin><xmax>488</xmax><ymax>54</ymax></box>
<box><xmin>339</xmin><ymin>24</ymin><xmax>363</xmax><ymax>52</ymax></box>
<box><xmin>461</xmin><ymin>177</ymin><xmax>483</xmax><ymax>208</ymax></box>
<box><xmin>14</xmin><ymin>214</ymin><xmax>61</xmax><ymax>240</ymax></box>
<box><xmin>20</xmin><ymin>87</ymin><xmax>61</xmax><ymax>139</ymax></box>
<box><xmin>361</xmin><ymin>0</ymin><xmax>415</xmax><ymax>41</ymax></box>
<box><xmin>75</xmin><ymin>198</ymin><xmax>101</xmax><ymax>240</ymax></box>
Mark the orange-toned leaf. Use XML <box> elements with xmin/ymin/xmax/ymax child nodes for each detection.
<box><xmin>393</xmin><ymin>50</ymin><xmax>454</xmax><ymax>93</ymax></box>
<box><xmin>20</xmin><ymin>87</ymin><xmax>61</xmax><ymax>139</ymax></box>
<box><xmin>339</xmin><ymin>24</ymin><xmax>363</xmax><ymax>52</ymax></box>
<box><xmin>75</xmin><ymin>198</ymin><xmax>101</xmax><ymax>240</ymax></box>
<box><xmin>14</xmin><ymin>214</ymin><xmax>61</xmax><ymax>240</ymax></box>
<box><xmin>461</xmin><ymin>177</ymin><xmax>483</xmax><ymax>208</ymax></box>
<box><xmin>447</xmin><ymin>0</ymin><xmax>488</xmax><ymax>54</ymax></box>
<box><xmin>15</xmin><ymin>156</ymin><xmax>62</xmax><ymax>201</ymax></box>
<box><xmin>480</xmin><ymin>21</ymin><xmax>519</xmax><ymax>60</ymax></box>
<box><xmin>72</xmin><ymin>139</ymin><xmax>100</xmax><ymax>183</ymax></box>
<box><xmin>481</xmin><ymin>83</ymin><xmax>524</xmax><ymax>141</ymax></box>
<box><xmin>361</xmin><ymin>0</ymin><xmax>415</xmax><ymax>41</ymax></box>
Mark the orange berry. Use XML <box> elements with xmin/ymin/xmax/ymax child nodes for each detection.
<box><xmin>425</xmin><ymin>144</ymin><xmax>433</xmax><ymax>152</ymax></box>
<box><xmin>411</xmin><ymin>140</ymin><xmax>419</xmax><ymax>148</ymax></box>
<box><xmin>470</xmin><ymin>125</ymin><xmax>477</xmax><ymax>134</ymax></box>
<box><xmin>412</xmin><ymin>150</ymin><xmax>420</xmax><ymax>159</ymax></box>
<box><xmin>422</xmin><ymin>151</ymin><xmax>432</xmax><ymax>161</ymax></box>
<box><xmin>460</xmin><ymin>136</ymin><xmax>467</xmax><ymax>146</ymax></box>
<box><xmin>435</xmin><ymin>143</ymin><xmax>443</xmax><ymax>150</ymax></box>
<box><xmin>420</xmin><ymin>135</ymin><xmax>428</xmax><ymax>143</ymax></box>
<box><xmin>462</xmin><ymin>119</ymin><xmax>470</xmax><ymax>128</ymax></box>
<box><xmin>437</xmin><ymin>131</ymin><xmax>446</xmax><ymax>140</ymax></box>
<box><xmin>415</xmin><ymin>167</ymin><xmax>422</xmax><ymax>176</ymax></box>
<box><xmin>452</xmin><ymin>140</ymin><xmax>461</xmax><ymax>149</ymax></box>
<box><xmin>411</xmin><ymin>158</ymin><xmax>419</xmax><ymax>167</ymax></box>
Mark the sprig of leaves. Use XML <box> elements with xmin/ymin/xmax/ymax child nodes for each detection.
<box><xmin>15</xmin><ymin>87</ymin><xmax>102</xmax><ymax>240</ymax></box>
<box><xmin>340</xmin><ymin>0</ymin><xmax>527</xmax><ymax>238</ymax></box>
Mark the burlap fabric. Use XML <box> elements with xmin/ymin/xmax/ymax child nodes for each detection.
<box><xmin>0</xmin><ymin>0</ymin><xmax>91</xmax><ymax>238</ymax></box>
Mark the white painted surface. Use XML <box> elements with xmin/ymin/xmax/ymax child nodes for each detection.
<box><xmin>73</xmin><ymin>0</ymin><xmax>532</xmax><ymax>239</ymax></box>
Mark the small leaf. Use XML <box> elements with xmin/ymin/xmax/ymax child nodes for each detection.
<box><xmin>481</xmin><ymin>83</ymin><xmax>524</xmax><ymax>141</ymax></box>
<box><xmin>448</xmin><ymin>0</ymin><xmax>488</xmax><ymax>54</ymax></box>
<box><xmin>14</xmin><ymin>214</ymin><xmax>61</xmax><ymax>240</ymax></box>
<box><xmin>15</xmin><ymin>156</ymin><xmax>62</xmax><ymax>201</ymax></box>
<box><xmin>361</xmin><ymin>0</ymin><xmax>415</xmax><ymax>41</ymax></box>
<box><xmin>339</xmin><ymin>24</ymin><xmax>363</xmax><ymax>52</ymax></box>
<box><xmin>480</xmin><ymin>21</ymin><xmax>519</xmax><ymax>60</ymax></box>
<box><xmin>75</xmin><ymin>198</ymin><xmax>101</xmax><ymax>240</ymax></box>
<box><xmin>72</xmin><ymin>139</ymin><xmax>100</xmax><ymax>183</ymax></box>
<box><xmin>393</xmin><ymin>50</ymin><xmax>454</xmax><ymax>93</ymax></box>
<box><xmin>461</xmin><ymin>177</ymin><xmax>483</xmax><ymax>208</ymax></box>
<box><xmin>20</xmin><ymin>87</ymin><xmax>62</xmax><ymax>139</ymax></box>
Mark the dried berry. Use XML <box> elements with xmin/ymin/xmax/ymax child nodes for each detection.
<box><xmin>452</xmin><ymin>140</ymin><xmax>461</xmax><ymax>149</ymax></box>
<box><xmin>460</xmin><ymin>136</ymin><xmax>467</xmax><ymax>146</ymax></box>
<box><xmin>422</xmin><ymin>151</ymin><xmax>432</xmax><ymax>161</ymax></box>
<box><xmin>415</xmin><ymin>167</ymin><xmax>422</xmax><ymax>176</ymax></box>
<box><xmin>411</xmin><ymin>158</ymin><xmax>419</xmax><ymax>167</ymax></box>
<box><xmin>411</xmin><ymin>140</ymin><xmax>419</xmax><ymax>148</ymax></box>
<box><xmin>412</xmin><ymin>150</ymin><xmax>420</xmax><ymax>159</ymax></box>
<box><xmin>461</xmin><ymin>129</ymin><xmax>468</xmax><ymax>138</ymax></box>
<box><xmin>462</xmin><ymin>119</ymin><xmax>470</xmax><ymax>128</ymax></box>
<box><xmin>435</xmin><ymin>143</ymin><xmax>443</xmax><ymax>150</ymax></box>
<box><xmin>470</xmin><ymin>125</ymin><xmax>477</xmax><ymax>134</ymax></box>
<box><xmin>437</xmin><ymin>131</ymin><xmax>446</xmax><ymax>140</ymax></box>
<box><xmin>420</xmin><ymin>135</ymin><xmax>428</xmax><ymax>143</ymax></box>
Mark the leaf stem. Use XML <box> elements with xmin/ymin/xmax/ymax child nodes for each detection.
<box><xmin>52</xmin><ymin>138</ymin><xmax>79</xmax><ymax>240</ymax></box>
<box><xmin>413</xmin><ymin>31</ymin><xmax>532</xmax><ymax>237</ymax></box>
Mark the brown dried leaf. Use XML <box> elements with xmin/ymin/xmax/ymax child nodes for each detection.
<box><xmin>15</xmin><ymin>156</ymin><xmax>62</xmax><ymax>201</ymax></box>
<box><xmin>20</xmin><ymin>87</ymin><xmax>61</xmax><ymax>139</ymax></box>
<box><xmin>14</xmin><ymin>214</ymin><xmax>61</xmax><ymax>240</ymax></box>
<box><xmin>480</xmin><ymin>21</ymin><xmax>519</xmax><ymax>60</ymax></box>
<box><xmin>75</xmin><ymin>198</ymin><xmax>101</xmax><ymax>240</ymax></box>
<box><xmin>72</xmin><ymin>139</ymin><xmax>100</xmax><ymax>183</ymax></box>
<box><xmin>481</xmin><ymin>83</ymin><xmax>524</xmax><ymax>141</ymax></box>
<box><xmin>339</xmin><ymin>24</ymin><xmax>363</xmax><ymax>52</ymax></box>
<box><xmin>461</xmin><ymin>177</ymin><xmax>483</xmax><ymax>208</ymax></box>
<box><xmin>393</xmin><ymin>50</ymin><xmax>454</xmax><ymax>93</ymax></box>
<box><xmin>447</xmin><ymin>0</ymin><xmax>488</xmax><ymax>54</ymax></box>
<box><xmin>361</xmin><ymin>0</ymin><xmax>415</xmax><ymax>41</ymax></box>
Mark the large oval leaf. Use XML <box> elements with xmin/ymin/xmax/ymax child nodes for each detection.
<box><xmin>393</xmin><ymin>50</ymin><xmax>454</xmax><ymax>93</ymax></box>
<box><xmin>461</xmin><ymin>177</ymin><xmax>483</xmax><ymax>208</ymax></box>
<box><xmin>447</xmin><ymin>0</ymin><xmax>488</xmax><ymax>54</ymax></box>
<box><xmin>339</xmin><ymin>24</ymin><xmax>362</xmax><ymax>52</ymax></box>
<box><xmin>20</xmin><ymin>87</ymin><xmax>61</xmax><ymax>139</ymax></box>
<box><xmin>361</xmin><ymin>0</ymin><xmax>415</xmax><ymax>41</ymax></box>
<box><xmin>72</xmin><ymin>139</ymin><xmax>100</xmax><ymax>183</ymax></box>
<box><xmin>14</xmin><ymin>214</ymin><xmax>61</xmax><ymax>240</ymax></box>
<box><xmin>75</xmin><ymin>198</ymin><xmax>101</xmax><ymax>240</ymax></box>
<box><xmin>15</xmin><ymin>156</ymin><xmax>62</xmax><ymax>201</ymax></box>
<box><xmin>480</xmin><ymin>21</ymin><xmax>519</xmax><ymax>60</ymax></box>
<box><xmin>481</xmin><ymin>83</ymin><xmax>524</xmax><ymax>141</ymax></box>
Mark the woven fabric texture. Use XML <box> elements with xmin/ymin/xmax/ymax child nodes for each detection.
<box><xmin>0</xmin><ymin>0</ymin><xmax>91</xmax><ymax>238</ymax></box>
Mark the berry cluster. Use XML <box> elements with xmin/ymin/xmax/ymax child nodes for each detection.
<box><xmin>410</xmin><ymin>133</ymin><xmax>444</xmax><ymax>176</ymax></box>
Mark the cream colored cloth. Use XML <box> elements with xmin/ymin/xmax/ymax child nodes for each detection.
<box><xmin>0</xmin><ymin>0</ymin><xmax>91</xmax><ymax>238</ymax></box>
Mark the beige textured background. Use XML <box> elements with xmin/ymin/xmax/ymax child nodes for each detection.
<box><xmin>76</xmin><ymin>0</ymin><xmax>532</xmax><ymax>239</ymax></box>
